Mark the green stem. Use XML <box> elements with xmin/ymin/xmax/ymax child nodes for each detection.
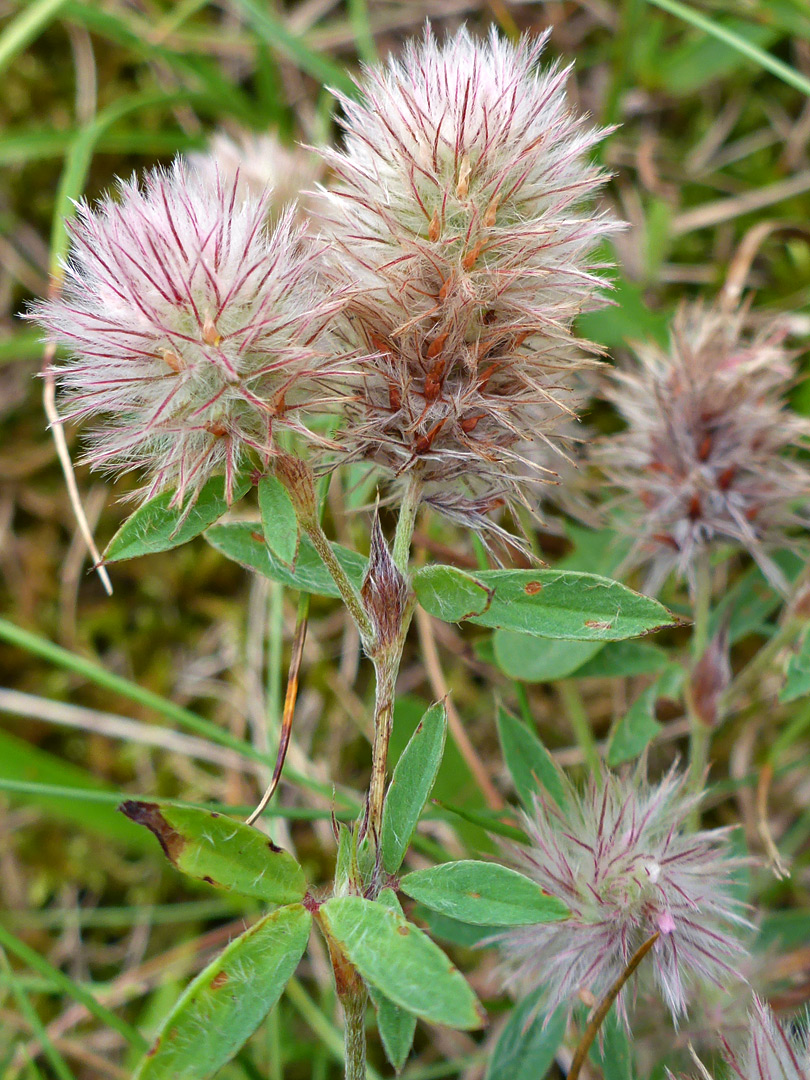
<box><xmin>302</xmin><ymin>519</ymin><xmax>373</xmax><ymax>642</ymax></box>
<box><xmin>366</xmin><ymin>653</ymin><xmax>399</xmax><ymax>850</ymax></box>
<box><xmin>558</xmin><ymin>679</ymin><xmax>601</xmax><ymax>781</ymax></box>
<box><xmin>687</xmin><ymin>552</ymin><xmax>713</xmax><ymax>807</ymax></box>
<box><xmin>342</xmin><ymin>991</ymin><xmax>368</xmax><ymax>1080</ymax></box>
<box><xmin>392</xmin><ymin>476</ymin><xmax>421</xmax><ymax>574</ymax></box>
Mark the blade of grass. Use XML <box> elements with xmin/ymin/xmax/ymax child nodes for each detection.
<box><xmin>0</xmin><ymin>0</ymin><xmax>70</xmax><ymax>76</ymax></box>
<box><xmin>647</xmin><ymin>0</ymin><xmax>810</xmax><ymax>97</ymax></box>
<box><xmin>230</xmin><ymin>0</ymin><xmax>356</xmax><ymax>94</ymax></box>
<box><xmin>0</xmin><ymin>778</ymin><xmax>358</xmax><ymax>819</ymax></box>
<box><xmin>0</xmin><ymin>949</ymin><xmax>75</xmax><ymax>1080</ymax></box>
<box><xmin>0</xmin><ymin>923</ymin><xmax>148</xmax><ymax>1052</ymax></box>
<box><xmin>0</xmin><ymin>616</ymin><xmax>354</xmax><ymax>805</ymax></box>
<box><xmin>348</xmin><ymin>0</ymin><xmax>378</xmax><ymax>64</ymax></box>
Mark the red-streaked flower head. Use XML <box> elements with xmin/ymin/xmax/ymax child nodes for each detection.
<box><xmin>674</xmin><ymin>997</ymin><xmax>810</xmax><ymax>1080</ymax></box>
<box><xmin>33</xmin><ymin>160</ymin><xmax>347</xmax><ymax>505</ymax></box>
<box><xmin>719</xmin><ymin>997</ymin><xmax>810</xmax><ymax>1080</ymax></box>
<box><xmin>495</xmin><ymin>765</ymin><xmax>751</xmax><ymax>1026</ymax></box>
<box><xmin>315</xmin><ymin>24</ymin><xmax>620</xmax><ymax>528</ymax></box>
<box><xmin>595</xmin><ymin>302</ymin><xmax>810</xmax><ymax>594</ymax></box>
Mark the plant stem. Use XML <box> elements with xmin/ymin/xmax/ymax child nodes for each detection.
<box><xmin>342</xmin><ymin>990</ymin><xmax>368</xmax><ymax>1080</ymax></box>
<box><xmin>302</xmin><ymin>519</ymin><xmax>373</xmax><ymax>642</ymax></box>
<box><xmin>558</xmin><ymin>679</ymin><xmax>601</xmax><ymax>782</ymax></box>
<box><xmin>366</xmin><ymin>653</ymin><xmax>399</xmax><ymax>848</ymax></box>
<box><xmin>366</xmin><ymin>478</ymin><xmax>420</xmax><ymax>846</ymax></box>
<box><xmin>392</xmin><ymin>476</ymin><xmax>421</xmax><ymax>574</ymax></box>
<box><xmin>687</xmin><ymin>552</ymin><xmax>713</xmax><ymax>806</ymax></box>
<box><xmin>567</xmin><ymin>932</ymin><xmax>659</xmax><ymax>1080</ymax></box>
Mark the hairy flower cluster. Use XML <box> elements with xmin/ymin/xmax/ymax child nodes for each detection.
<box><xmin>34</xmin><ymin>160</ymin><xmax>347</xmax><ymax>504</ymax></box>
<box><xmin>190</xmin><ymin>128</ymin><xmax>324</xmax><ymax>214</ymax></box>
<box><xmin>595</xmin><ymin>303</ymin><xmax>810</xmax><ymax>594</ymax></box>
<box><xmin>719</xmin><ymin>999</ymin><xmax>810</xmax><ymax>1080</ymax></box>
<box><xmin>316</xmin><ymin>25</ymin><xmax>618</xmax><ymax>525</ymax></box>
<box><xmin>496</xmin><ymin>766</ymin><xmax>750</xmax><ymax>1025</ymax></box>
<box><xmin>674</xmin><ymin>998</ymin><xmax>810</xmax><ymax>1080</ymax></box>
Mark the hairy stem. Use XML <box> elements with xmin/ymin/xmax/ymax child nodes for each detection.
<box><xmin>687</xmin><ymin>552</ymin><xmax>713</xmax><ymax>807</ymax></box>
<box><xmin>303</xmin><ymin>518</ymin><xmax>373</xmax><ymax>642</ymax></box>
<box><xmin>366</xmin><ymin>653</ymin><xmax>399</xmax><ymax>850</ymax></box>
<box><xmin>392</xmin><ymin>475</ymin><xmax>421</xmax><ymax>574</ymax></box>
<box><xmin>365</xmin><ymin>480</ymin><xmax>420</xmax><ymax>849</ymax></box>
<box><xmin>342</xmin><ymin>990</ymin><xmax>368</xmax><ymax>1080</ymax></box>
<box><xmin>567</xmin><ymin>932</ymin><xmax>659</xmax><ymax>1080</ymax></box>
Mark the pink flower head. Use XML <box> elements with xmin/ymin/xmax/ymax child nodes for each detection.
<box><xmin>33</xmin><ymin>159</ymin><xmax>346</xmax><ymax>505</ymax></box>
<box><xmin>495</xmin><ymin>766</ymin><xmax>751</xmax><ymax>1026</ymax></box>
<box><xmin>316</xmin><ymin>24</ymin><xmax>619</xmax><ymax>527</ymax></box>
<box><xmin>595</xmin><ymin>302</ymin><xmax>810</xmax><ymax>594</ymax></box>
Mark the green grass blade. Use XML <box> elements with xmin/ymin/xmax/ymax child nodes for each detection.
<box><xmin>0</xmin><ymin>949</ymin><xmax>75</xmax><ymax>1080</ymax></box>
<box><xmin>647</xmin><ymin>0</ymin><xmax>810</xmax><ymax>96</ymax></box>
<box><xmin>0</xmin><ymin>0</ymin><xmax>69</xmax><ymax>76</ymax></box>
<box><xmin>229</xmin><ymin>0</ymin><xmax>357</xmax><ymax>94</ymax></box>
<box><xmin>0</xmin><ymin>923</ymin><xmax>148</xmax><ymax>1052</ymax></box>
<box><xmin>0</xmin><ymin>778</ymin><xmax>357</xmax><ymax>819</ymax></box>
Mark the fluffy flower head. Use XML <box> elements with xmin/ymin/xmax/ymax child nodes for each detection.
<box><xmin>317</xmin><ymin>24</ymin><xmax>618</xmax><ymax>524</ymax></box>
<box><xmin>34</xmin><ymin>160</ymin><xmax>344</xmax><ymax>504</ymax></box>
<box><xmin>596</xmin><ymin>302</ymin><xmax>810</xmax><ymax>593</ymax></box>
<box><xmin>720</xmin><ymin>999</ymin><xmax>810</xmax><ymax>1080</ymax></box>
<box><xmin>496</xmin><ymin>766</ymin><xmax>750</xmax><ymax>1025</ymax></box>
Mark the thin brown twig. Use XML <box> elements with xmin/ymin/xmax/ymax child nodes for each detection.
<box><xmin>567</xmin><ymin>932</ymin><xmax>660</xmax><ymax>1080</ymax></box>
<box><xmin>42</xmin><ymin>351</ymin><xmax>112</xmax><ymax>597</ymax></box>
<box><xmin>246</xmin><ymin>599</ymin><xmax>309</xmax><ymax>826</ymax></box>
<box><xmin>415</xmin><ymin>605</ymin><xmax>503</xmax><ymax>811</ymax></box>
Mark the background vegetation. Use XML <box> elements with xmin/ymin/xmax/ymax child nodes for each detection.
<box><xmin>1</xmin><ymin>1</ymin><xmax>810</xmax><ymax>1077</ymax></box>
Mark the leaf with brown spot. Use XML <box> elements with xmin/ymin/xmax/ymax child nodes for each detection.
<box><xmin>134</xmin><ymin>904</ymin><xmax>311</xmax><ymax>1080</ymax></box>
<box><xmin>120</xmin><ymin>802</ymin><xmax>307</xmax><ymax>903</ymax></box>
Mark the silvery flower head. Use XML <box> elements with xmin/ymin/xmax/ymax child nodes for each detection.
<box><xmin>677</xmin><ymin>998</ymin><xmax>810</xmax><ymax>1080</ymax></box>
<box><xmin>190</xmin><ymin>129</ymin><xmax>324</xmax><ymax>214</ymax></box>
<box><xmin>596</xmin><ymin>302</ymin><xmax>810</xmax><ymax>594</ymax></box>
<box><xmin>316</xmin><ymin>24</ymin><xmax>619</xmax><ymax>527</ymax></box>
<box><xmin>34</xmin><ymin>159</ymin><xmax>346</xmax><ymax>504</ymax></box>
<box><xmin>496</xmin><ymin>766</ymin><xmax>751</xmax><ymax>1026</ymax></box>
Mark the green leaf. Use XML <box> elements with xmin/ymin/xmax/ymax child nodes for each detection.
<box><xmin>135</xmin><ymin>904</ymin><xmax>311</xmax><ymax>1080</ymax></box>
<box><xmin>485</xmin><ymin>995</ymin><xmax>567</xmax><ymax>1080</ymax></box>
<box><xmin>400</xmin><ymin>861</ymin><xmax>568</xmax><ymax>927</ymax></box>
<box><xmin>780</xmin><ymin>629</ymin><xmax>810</xmax><ymax>704</ymax></box>
<box><xmin>496</xmin><ymin>706</ymin><xmax>567</xmax><ymax>811</ymax></box>
<box><xmin>606</xmin><ymin>685</ymin><xmax>663</xmax><ymax>767</ymax></box>
<box><xmin>205</xmin><ymin>522</ymin><xmax>367</xmax><ymax>598</ymax></box>
<box><xmin>367</xmin><ymin>890</ymin><xmax>417</xmax><ymax>1073</ymax></box>
<box><xmin>381</xmin><ymin>701</ymin><xmax>447</xmax><ymax>873</ymax></box>
<box><xmin>589</xmin><ymin>1009</ymin><xmax>635</xmax><ymax>1080</ymax></box>
<box><xmin>318</xmin><ymin>897</ymin><xmax>484</xmax><ymax>1030</ymax></box>
<box><xmin>258</xmin><ymin>475</ymin><xmax>298</xmax><ymax>567</ymax></box>
<box><xmin>493</xmin><ymin>632</ymin><xmax>604</xmax><ymax>682</ymax></box>
<box><xmin>575</xmin><ymin>639</ymin><xmax>670</xmax><ymax>679</ymax></box>
<box><xmin>105</xmin><ymin>474</ymin><xmax>251</xmax><ymax>562</ymax></box>
<box><xmin>412</xmin><ymin>566</ymin><xmax>677</xmax><ymax>641</ymax></box>
<box><xmin>120</xmin><ymin>803</ymin><xmax>307</xmax><ymax>904</ymax></box>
